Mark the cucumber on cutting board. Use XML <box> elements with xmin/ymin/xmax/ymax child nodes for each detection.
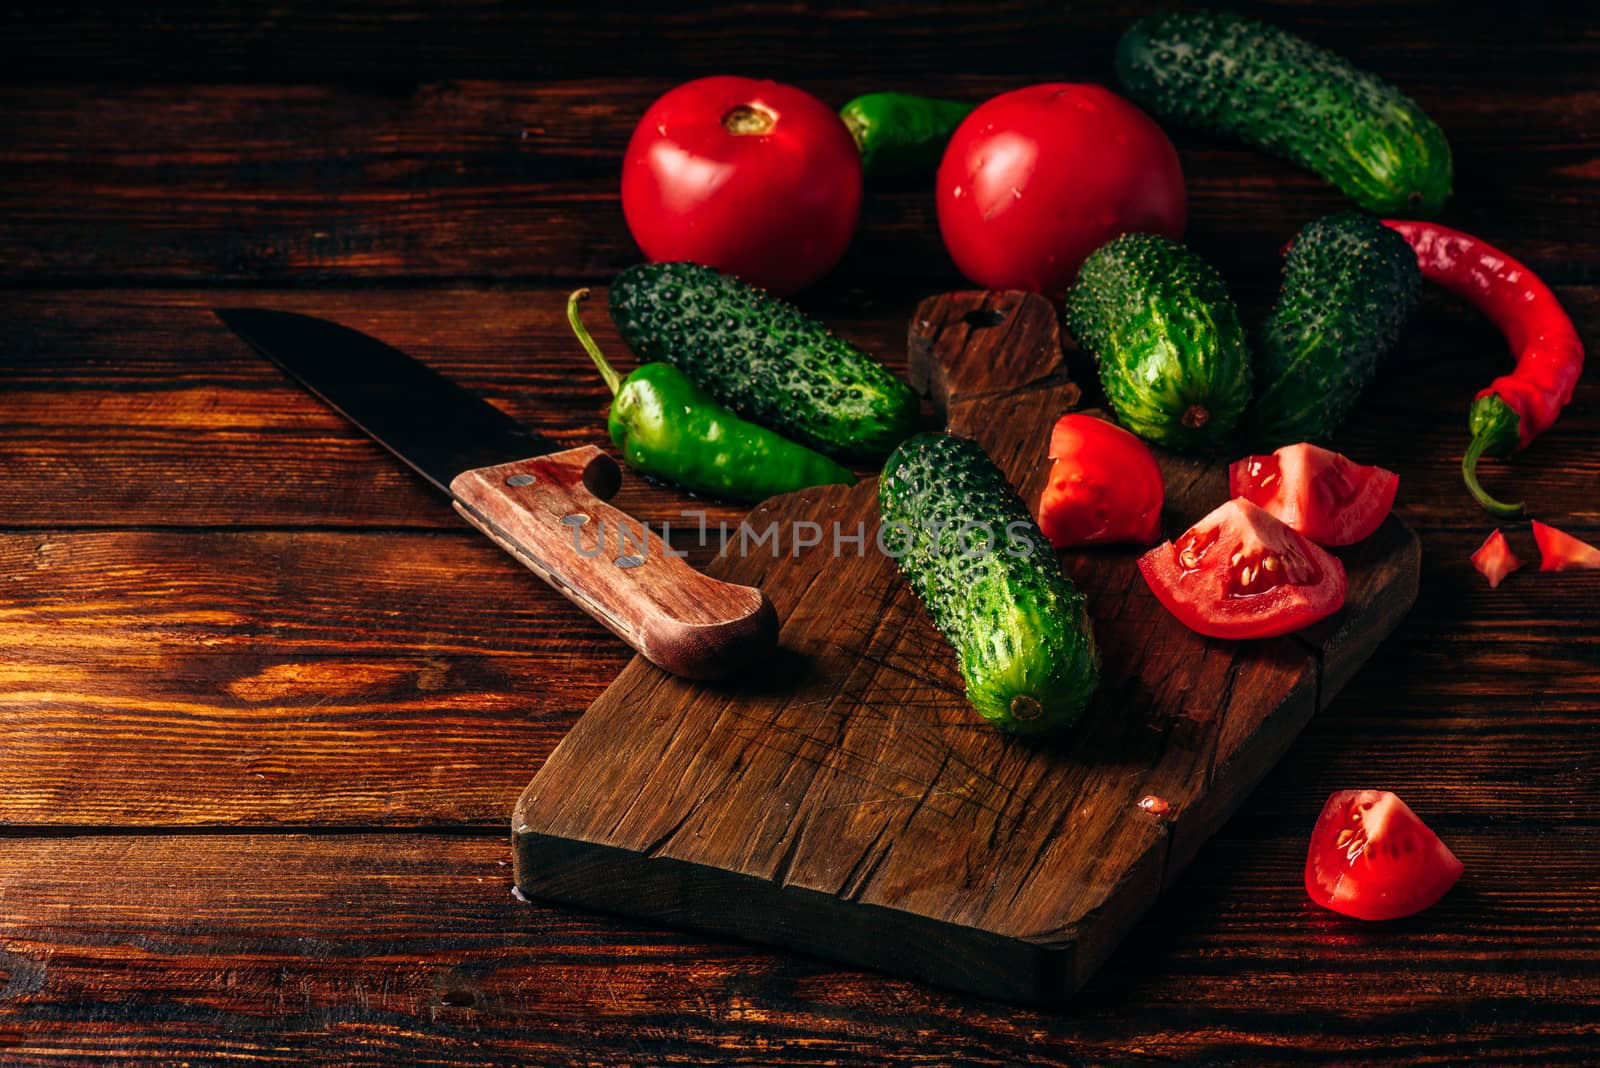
<box><xmin>608</xmin><ymin>262</ymin><xmax>919</xmax><ymax>463</ymax></box>
<box><xmin>1116</xmin><ymin>10</ymin><xmax>1452</xmax><ymax>216</ymax></box>
<box><xmin>878</xmin><ymin>433</ymin><xmax>1099</xmax><ymax>735</ymax></box>
<box><xmin>1064</xmin><ymin>233</ymin><xmax>1252</xmax><ymax>452</ymax></box>
<box><xmin>1251</xmin><ymin>212</ymin><xmax>1421</xmax><ymax>447</ymax></box>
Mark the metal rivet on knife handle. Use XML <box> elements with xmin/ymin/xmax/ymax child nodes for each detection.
<box><xmin>450</xmin><ymin>445</ymin><xmax>778</xmax><ymax>680</ymax></box>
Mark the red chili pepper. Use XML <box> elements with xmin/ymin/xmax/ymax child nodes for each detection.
<box><xmin>1382</xmin><ymin>220</ymin><xmax>1585</xmax><ymax>517</ymax></box>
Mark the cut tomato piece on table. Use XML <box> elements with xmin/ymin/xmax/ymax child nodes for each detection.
<box><xmin>1470</xmin><ymin>529</ymin><xmax>1523</xmax><ymax>588</ymax></box>
<box><xmin>1037</xmin><ymin>413</ymin><xmax>1165</xmax><ymax>547</ymax></box>
<box><xmin>1531</xmin><ymin>520</ymin><xmax>1600</xmax><ymax>571</ymax></box>
<box><xmin>1137</xmin><ymin>497</ymin><xmax>1346</xmax><ymax>639</ymax></box>
<box><xmin>1305</xmin><ymin>789</ymin><xmax>1463</xmax><ymax>921</ymax></box>
<box><xmin>1229</xmin><ymin>442</ymin><xmax>1397</xmax><ymax>547</ymax></box>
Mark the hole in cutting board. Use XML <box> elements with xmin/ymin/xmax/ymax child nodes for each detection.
<box><xmin>964</xmin><ymin>308</ymin><xmax>1006</xmax><ymax>328</ymax></box>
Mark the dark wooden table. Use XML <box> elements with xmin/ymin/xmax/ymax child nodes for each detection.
<box><xmin>2</xmin><ymin>3</ymin><xmax>1597</xmax><ymax>1063</ymax></box>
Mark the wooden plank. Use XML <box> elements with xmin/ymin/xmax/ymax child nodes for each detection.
<box><xmin>0</xmin><ymin>77</ymin><xmax>1596</xmax><ymax>285</ymax></box>
<box><xmin>0</xmin><ymin>2</ymin><xmax>1593</xmax><ymax>1057</ymax></box>
<box><xmin>0</xmin><ymin>526</ymin><xmax>1593</xmax><ymax>833</ymax></box>
<box><xmin>2</xmin><ymin>286</ymin><xmax>1596</xmax><ymax>533</ymax></box>
<box><xmin>0</xmin><ymin>287</ymin><xmax>903</xmax><ymax>532</ymax></box>
<box><xmin>511</xmin><ymin>292</ymin><xmax>1419</xmax><ymax>1004</ymax></box>
<box><xmin>0</xmin><ymin>529</ymin><xmax>621</xmax><ymax>827</ymax></box>
<box><xmin>0</xmin><ymin>829</ymin><xmax>1594</xmax><ymax>1065</ymax></box>
<box><xmin>0</xmin><ymin>2</ymin><xmax>1592</xmax><ymax>91</ymax></box>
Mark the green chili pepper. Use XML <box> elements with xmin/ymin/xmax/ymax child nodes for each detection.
<box><xmin>568</xmin><ymin>289</ymin><xmax>856</xmax><ymax>503</ymax></box>
<box><xmin>839</xmin><ymin>92</ymin><xmax>974</xmax><ymax>182</ymax></box>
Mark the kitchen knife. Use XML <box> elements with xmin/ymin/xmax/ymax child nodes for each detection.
<box><xmin>215</xmin><ymin>307</ymin><xmax>777</xmax><ymax>679</ymax></box>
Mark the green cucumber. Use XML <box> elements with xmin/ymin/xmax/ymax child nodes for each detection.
<box><xmin>1116</xmin><ymin>10</ymin><xmax>1452</xmax><ymax>216</ymax></box>
<box><xmin>1251</xmin><ymin>212</ymin><xmax>1421</xmax><ymax>447</ymax></box>
<box><xmin>878</xmin><ymin>433</ymin><xmax>1099</xmax><ymax>735</ymax></box>
<box><xmin>1064</xmin><ymin>233</ymin><xmax>1252</xmax><ymax>452</ymax></box>
<box><xmin>608</xmin><ymin>262</ymin><xmax>919</xmax><ymax>463</ymax></box>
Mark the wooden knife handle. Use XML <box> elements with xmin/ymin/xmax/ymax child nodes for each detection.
<box><xmin>450</xmin><ymin>445</ymin><xmax>778</xmax><ymax>680</ymax></box>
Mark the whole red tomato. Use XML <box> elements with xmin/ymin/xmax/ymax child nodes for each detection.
<box><xmin>936</xmin><ymin>83</ymin><xmax>1186</xmax><ymax>296</ymax></box>
<box><xmin>621</xmin><ymin>76</ymin><xmax>862</xmax><ymax>295</ymax></box>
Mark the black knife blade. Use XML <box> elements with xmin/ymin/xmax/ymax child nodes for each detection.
<box><xmin>213</xmin><ymin>305</ymin><xmax>775</xmax><ymax>680</ymax></box>
<box><xmin>215</xmin><ymin>307</ymin><xmax>558</xmax><ymax>497</ymax></box>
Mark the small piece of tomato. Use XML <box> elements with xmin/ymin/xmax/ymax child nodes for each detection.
<box><xmin>1470</xmin><ymin>529</ymin><xmax>1523</xmax><ymax>588</ymax></box>
<box><xmin>1229</xmin><ymin>443</ymin><xmax>1398</xmax><ymax>547</ymax></box>
<box><xmin>1036</xmin><ymin>414</ymin><xmax>1165</xmax><ymax>547</ymax></box>
<box><xmin>1305</xmin><ymin>790</ymin><xmax>1463</xmax><ymax>921</ymax></box>
<box><xmin>1137</xmin><ymin>497</ymin><xmax>1346</xmax><ymax>639</ymax></box>
<box><xmin>1531</xmin><ymin>520</ymin><xmax>1600</xmax><ymax>571</ymax></box>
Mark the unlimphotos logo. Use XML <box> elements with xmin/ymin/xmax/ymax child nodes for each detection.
<box><xmin>559</xmin><ymin>509</ymin><xmax>1040</xmax><ymax>568</ymax></box>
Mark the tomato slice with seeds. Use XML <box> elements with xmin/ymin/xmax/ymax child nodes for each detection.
<box><xmin>1305</xmin><ymin>790</ymin><xmax>1463</xmax><ymax>921</ymax></box>
<box><xmin>1229</xmin><ymin>442</ymin><xmax>1398</xmax><ymax>547</ymax></box>
<box><xmin>1137</xmin><ymin>497</ymin><xmax>1346</xmax><ymax>639</ymax></box>
<box><xmin>1531</xmin><ymin>520</ymin><xmax>1600</xmax><ymax>571</ymax></box>
<box><xmin>1470</xmin><ymin>528</ymin><xmax>1523</xmax><ymax>588</ymax></box>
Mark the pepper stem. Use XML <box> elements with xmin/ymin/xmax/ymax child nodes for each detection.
<box><xmin>1462</xmin><ymin>394</ymin><xmax>1526</xmax><ymax>518</ymax></box>
<box><xmin>1462</xmin><ymin>431</ymin><xmax>1524</xmax><ymax>517</ymax></box>
<box><xmin>566</xmin><ymin>288</ymin><xmax>621</xmax><ymax>397</ymax></box>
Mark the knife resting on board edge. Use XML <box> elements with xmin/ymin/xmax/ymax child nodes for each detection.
<box><xmin>214</xmin><ymin>307</ymin><xmax>777</xmax><ymax>679</ymax></box>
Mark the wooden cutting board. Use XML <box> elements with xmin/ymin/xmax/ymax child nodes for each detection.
<box><xmin>512</xmin><ymin>290</ymin><xmax>1420</xmax><ymax>1006</ymax></box>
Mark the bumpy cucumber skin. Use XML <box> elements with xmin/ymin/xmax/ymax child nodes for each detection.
<box><xmin>1116</xmin><ymin>10</ymin><xmax>1452</xmax><ymax>216</ymax></box>
<box><xmin>608</xmin><ymin>262</ymin><xmax>919</xmax><ymax>463</ymax></box>
<box><xmin>878</xmin><ymin>434</ymin><xmax>1099</xmax><ymax>736</ymax></box>
<box><xmin>1251</xmin><ymin>212</ymin><xmax>1421</xmax><ymax>447</ymax></box>
<box><xmin>1064</xmin><ymin>233</ymin><xmax>1252</xmax><ymax>452</ymax></box>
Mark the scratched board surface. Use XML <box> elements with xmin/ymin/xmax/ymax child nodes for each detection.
<box><xmin>513</xmin><ymin>291</ymin><xmax>1421</xmax><ymax>1004</ymax></box>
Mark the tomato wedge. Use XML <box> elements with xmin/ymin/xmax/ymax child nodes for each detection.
<box><xmin>1137</xmin><ymin>497</ymin><xmax>1346</xmax><ymax>639</ymax></box>
<box><xmin>1305</xmin><ymin>790</ymin><xmax>1463</xmax><ymax>921</ymax></box>
<box><xmin>1036</xmin><ymin>414</ymin><xmax>1164</xmax><ymax>547</ymax></box>
<box><xmin>1470</xmin><ymin>529</ymin><xmax>1523</xmax><ymax>588</ymax></box>
<box><xmin>1229</xmin><ymin>442</ymin><xmax>1398</xmax><ymax>547</ymax></box>
<box><xmin>1531</xmin><ymin>520</ymin><xmax>1600</xmax><ymax>571</ymax></box>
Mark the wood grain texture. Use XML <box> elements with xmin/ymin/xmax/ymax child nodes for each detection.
<box><xmin>0</xmin><ymin>287</ymin><xmax>906</xmax><ymax>532</ymax></box>
<box><xmin>2</xmin><ymin>1</ymin><xmax>1598</xmax><ymax>1058</ymax></box>
<box><xmin>0</xmin><ymin>513</ymin><xmax>1592</xmax><ymax>842</ymax></box>
<box><xmin>0</xmin><ymin>78</ymin><xmax>1597</xmax><ymax>286</ymax></box>
<box><xmin>1</xmin><ymin>526</ymin><xmax>1593</xmax><ymax>832</ymax></box>
<box><xmin>511</xmin><ymin>292</ymin><xmax>1419</xmax><ymax>1004</ymax></box>
<box><xmin>4</xmin><ymin>1</ymin><xmax>1595</xmax><ymax>88</ymax></box>
<box><xmin>2</xmin><ymin>286</ymin><xmax>1595</xmax><ymax>533</ymax></box>
<box><xmin>1</xmin><ymin>828</ymin><xmax>1595</xmax><ymax>1066</ymax></box>
<box><xmin>0</xmin><ymin>527</ymin><xmax>623</xmax><ymax>828</ymax></box>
